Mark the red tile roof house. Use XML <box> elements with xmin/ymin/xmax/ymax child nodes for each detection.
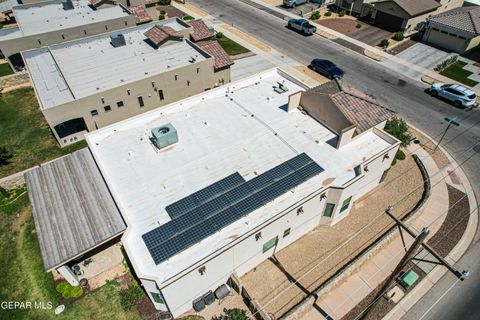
<box><xmin>423</xmin><ymin>6</ymin><xmax>480</xmax><ymax>54</ymax></box>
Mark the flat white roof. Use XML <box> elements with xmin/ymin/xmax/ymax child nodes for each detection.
<box><xmin>23</xmin><ymin>19</ymin><xmax>203</xmax><ymax>109</ymax></box>
<box><xmin>9</xmin><ymin>0</ymin><xmax>129</xmax><ymax>38</ymax></box>
<box><xmin>86</xmin><ymin>69</ymin><xmax>396</xmax><ymax>284</ymax></box>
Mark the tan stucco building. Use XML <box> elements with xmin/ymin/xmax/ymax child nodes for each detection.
<box><xmin>336</xmin><ymin>0</ymin><xmax>464</xmax><ymax>34</ymax></box>
<box><xmin>23</xmin><ymin>18</ymin><xmax>233</xmax><ymax>147</ymax></box>
<box><xmin>0</xmin><ymin>0</ymin><xmax>136</xmax><ymax>69</ymax></box>
<box><xmin>423</xmin><ymin>6</ymin><xmax>480</xmax><ymax>54</ymax></box>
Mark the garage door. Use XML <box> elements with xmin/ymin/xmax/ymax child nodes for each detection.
<box><xmin>374</xmin><ymin>11</ymin><xmax>404</xmax><ymax>31</ymax></box>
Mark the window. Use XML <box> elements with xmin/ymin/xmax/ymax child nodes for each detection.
<box><xmin>255</xmin><ymin>232</ymin><xmax>262</xmax><ymax>241</ymax></box>
<box><xmin>38</xmin><ymin>39</ymin><xmax>42</xmax><ymax>45</ymax></box>
<box><xmin>61</xmin><ymin>34</ymin><xmax>65</xmax><ymax>40</ymax></box>
<box><xmin>90</xmin><ymin>109</ymin><xmax>98</xmax><ymax>116</ymax></box>
<box><xmin>124</xmin><ymin>21</ymin><xmax>128</xmax><ymax>27</ymax></box>
<box><xmin>340</xmin><ymin>196</ymin><xmax>352</xmax><ymax>213</ymax></box>
<box><xmin>104</xmin><ymin>105</ymin><xmax>111</xmax><ymax>112</ymax></box>
<box><xmin>198</xmin><ymin>266</ymin><xmax>206</xmax><ymax>275</ymax></box>
<box><xmin>459</xmin><ymin>36</ymin><xmax>467</xmax><ymax>40</ymax></box>
<box><xmin>84</xmin><ymin>30</ymin><xmax>87</xmax><ymax>35</ymax></box>
<box><xmin>296</xmin><ymin>206</ymin><xmax>304</xmax><ymax>216</ymax></box>
<box><xmin>197</xmin><ymin>67</ymin><xmax>200</xmax><ymax>74</ymax></box>
<box><xmin>283</xmin><ymin>228</ymin><xmax>291</xmax><ymax>238</ymax></box>
<box><xmin>138</xmin><ymin>96</ymin><xmax>144</xmax><ymax>107</ymax></box>
<box><xmin>262</xmin><ymin>236</ymin><xmax>278</xmax><ymax>253</ymax></box>
<box><xmin>323</xmin><ymin>203</ymin><xmax>335</xmax><ymax>217</ymax></box>
<box><xmin>150</xmin><ymin>292</ymin><xmax>164</xmax><ymax>304</ymax></box>
<box><xmin>105</xmin><ymin>25</ymin><xmax>108</xmax><ymax>31</ymax></box>
<box><xmin>117</xmin><ymin>101</ymin><xmax>124</xmax><ymax>108</ymax></box>
<box><xmin>159</xmin><ymin>90</ymin><xmax>164</xmax><ymax>101</ymax></box>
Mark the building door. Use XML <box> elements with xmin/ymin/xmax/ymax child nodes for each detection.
<box><xmin>374</xmin><ymin>11</ymin><xmax>404</xmax><ymax>31</ymax></box>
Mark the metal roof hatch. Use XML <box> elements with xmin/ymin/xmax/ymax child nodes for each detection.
<box><xmin>151</xmin><ymin>123</ymin><xmax>178</xmax><ymax>149</ymax></box>
<box><xmin>62</xmin><ymin>0</ymin><xmax>74</xmax><ymax>10</ymax></box>
<box><xmin>110</xmin><ymin>33</ymin><xmax>126</xmax><ymax>48</ymax></box>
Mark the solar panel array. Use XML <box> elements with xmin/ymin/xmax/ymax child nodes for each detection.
<box><xmin>142</xmin><ymin>153</ymin><xmax>324</xmax><ymax>265</ymax></box>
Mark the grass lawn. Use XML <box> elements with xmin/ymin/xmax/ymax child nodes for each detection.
<box><xmin>0</xmin><ymin>63</ymin><xmax>14</xmax><ymax>77</ymax></box>
<box><xmin>0</xmin><ymin>187</ymin><xmax>145</xmax><ymax>320</ymax></box>
<box><xmin>0</xmin><ymin>88</ymin><xmax>87</xmax><ymax>178</ymax></box>
<box><xmin>216</xmin><ymin>35</ymin><xmax>250</xmax><ymax>56</ymax></box>
<box><xmin>439</xmin><ymin>60</ymin><xmax>479</xmax><ymax>87</ymax></box>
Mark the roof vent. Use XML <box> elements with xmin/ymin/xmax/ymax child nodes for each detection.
<box><xmin>110</xmin><ymin>34</ymin><xmax>126</xmax><ymax>48</ymax></box>
<box><xmin>62</xmin><ymin>0</ymin><xmax>74</xmax><ymax>10</ymax></box>
<box><xmin>151</xmin><ymin>123</ymin><xmax>178</xmax><ymax>149</ymax></box>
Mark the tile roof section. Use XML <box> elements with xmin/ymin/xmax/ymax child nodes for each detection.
<box><xmin>144</xmin><ymin>25</ymin><xmax>183</xmax><ymax>47</ymax></box>
<box><xmin>196</xmin><ymin>40</ymin><xmax>234</xmax><ymax>70</ymax></box>
<box><xmin>308</xmin><ymin>80</ymin><xmax>396</xmax><ymax>134</ymax></box>
<box><xmin>428</xmin><ymin>7</ymin><xmax>480</xmax><ymax>36</ymax></box>
<box><xmin>375</xmin><ymin>0</ymin><xmax>440</xmax><ymax>17</ymax></box>
<box><xmin>129</xmin><ymin>5</ymin><xmax>152</xmax><ymax>24</ymax></box>
<box><xmin>188</xmin><ymin>19</ymin><xmax>214</xmax><ymax>42</ymax></box>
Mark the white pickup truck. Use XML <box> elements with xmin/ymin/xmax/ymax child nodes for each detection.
<box><xmin>287</xmin><ymin>18</ymin><xmax>317</xmax><ymax>35</ymax></box>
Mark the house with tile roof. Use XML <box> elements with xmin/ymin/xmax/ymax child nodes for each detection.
<box><xmin>424</xmin><ymin>6</ymin><xmax>480</xmax><ymax>54</ymax></box>
<box><xmin>335</xmin><ymin>0</ymin><xmax>464</xmax><ymax>34</ymax></box>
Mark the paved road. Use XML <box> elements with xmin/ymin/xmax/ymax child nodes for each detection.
<box><xmin>189</xmin><ymin>0</ymin><xmax>480</xmax><ymax>319</ymax></box>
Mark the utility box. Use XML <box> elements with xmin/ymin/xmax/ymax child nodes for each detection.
<box><xmin>399</xmin><ymin>270</ymin><xmax>419</xmax><ymax>290</ymax></box>
<box><xmin>151</xmin><ymin>123</ymin><xmax>178</xmax><ymax>150</ymax></box>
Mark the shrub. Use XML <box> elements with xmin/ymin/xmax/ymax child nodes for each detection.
<box><xmin>56</xmin><ymin>281</ymin><xmax>84</xmax><ymax>299</ymax></box>
<box><xmin>159</xmin><ymin>14</ymin><xmax>165</xmax><ymax>20</ymax></box>
<box><xmin>0</xmin><ymin>22</ymin><xmax>3</xmax><ymax>30</ymax></box>
<box><xmin>395</xmin><ymin>149</ymin><xmax>406</xmax><ymax>161</ymax></box>
<box><xmin>356</xmin><ymin>23</ymin><xmax>362</xmax><ymax>29</ymax></box>
<box><xmin>160</xmin><ymin>10</ymin><xmax>166</xmax><ymax>15</ymax></box>
<box><xmin>392</xmin><ymin>31</ymin><xmax>404</xmax><ymax>41</ymax></box>
<box><xmin>384</xmin><ymin>117</ymin><xmax>413</xmax><ymax>147</ymax></box>
<box><xmin>324</xmin><ymin>11</ymin><xmax>332</xmax><ymax>17</ymax></box>
<box><xmin>120</xmin><ymin>281</ymin><xmax>144</xmax><ymax>310</ymax></box>
<box><xmin>182</xmin><ymin>15</ymin><xmax>195</xmax><ymax>21</ymax></box>
<box><xmin>380</xmin><ymin>39</ymin><xmax>390</xmax><ymax>49</ymax></box>
<box><xmin>215</xmin><ymin>32</ymin><xmax>224</xmax><ymax>39</ymax></box>
<box><xmin>0</xmin><ymin>146</ymin><xmax>13</xmax><ymax>166</ymax></box>
<box><xmin>310</xmin><ymin>11</ymin><xmax>320</xmax><ymax>20</ymax></box>
<box><xmin>391</xmin><ymin>158</ymin><xmax>397</xmax><ymax>166</ymax></box>
<box><xmin>0</xmin><ymin>186</ymin><xmax>7</xmax><ymax>198</ymax></box>
<box><xmin>158</xmin><ymin>0</ymin><xmax>171</xmax><ymax>5</ymax></box>
<box><xmin>434</xmin><ymin>55</ymin><xmax>458</xmax><ymax>72</ymax></box>
<box><xmin>338</xmin><ymin>10</ymin><xmax>346</xmax><ymax>17</ymax></box>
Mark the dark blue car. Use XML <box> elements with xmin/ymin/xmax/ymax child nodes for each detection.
<box><xmin>309</xmin><ymin>59</ymin><xmax>344</xmax><ymax>79</ymax></box>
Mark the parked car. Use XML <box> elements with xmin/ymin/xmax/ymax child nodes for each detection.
<box><xmin>287</xmin><ymin>18</ymin><xmax>317</xmax><ymax>35</ymax></box>
<box><xmin>283</xmin><ymin>0</ymin><xmax>308</xmax><ymax>7</ymax></box>
<box><xmin>309</xmin><ymin>59</ymin><xmax>344</xmax><ymax>79</ymax></box>
<box><xmin>428</xmin><ymin>83</ymin><xmax>477</xmax><ymax>108</ymax></box>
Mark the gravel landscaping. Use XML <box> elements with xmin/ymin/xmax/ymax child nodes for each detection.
<box><xmin>241</xmin><ymin>154</ymin><xmax>425</xmax><ymax>318</ymax></box>
<box><xmin>409</xmin><ymin>127</ymin><xmax>450</xmax><ymax>170</ymax></box>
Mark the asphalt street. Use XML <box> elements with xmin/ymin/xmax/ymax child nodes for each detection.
<box><xmin>189</xmin><ymin>0</ymin><xmax>480</xmax><ymax>319</ymax></box>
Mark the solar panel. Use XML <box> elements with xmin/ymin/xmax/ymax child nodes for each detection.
<box><xmin>143</xmin><ymin>153</ymin><xmax>324</xmax><ymax>265</ymax></box>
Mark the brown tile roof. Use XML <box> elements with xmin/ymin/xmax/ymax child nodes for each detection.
<box><xmin>429</xmin><ymin>7</ymin><xmax>480</xmax><ymax>36</ymax></box>
<box><xmin>144</xmin><ymin>25</ymin><xmax>183</xmax><ymax>47</ymax></box>
<box><xmin>375</xmin><ymin>0</ymin><xmax>440</xmax><ymax>17</ymax></box>
<box><xmin>307</xmin><ymin>80</ymin><xmax>396</xmax><ymax>134</ymax></box>
<box><xmin>196</xmin><ymin>40</ymin><xmax>234</xmax><ymax>70</ymax></box>
<box><xmin>129</xmin><ymin>5</ymin><xmax>152</xmax><ymax>25</ymax></box>
<box><xmin>188</xmin><ymin>19</ymin><xmax>214</xmax><ymax>42</ymax></box>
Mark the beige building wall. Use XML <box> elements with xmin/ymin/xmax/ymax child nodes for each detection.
<box><xmin>39</xmin><ymin>56</ymin><xmax>230</xmax><ymax>146</ymax></box>
<box><xmin>0</xmin><ymin>11</ymin><xmax>135</xmax><ymax>61</ymax></box>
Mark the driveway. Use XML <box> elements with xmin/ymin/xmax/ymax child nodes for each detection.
<box><xmin>381</xmin><ymin>42</ymin><xmax>456</xmax><ymax>80</ymax></box>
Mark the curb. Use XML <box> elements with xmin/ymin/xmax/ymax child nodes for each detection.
<box><xmin>383</xmin><ymin>125</ymin><xmax>479</xmax><ymax>320</ymax></box>
<box><xmin>364</xmin><ymin>49</ymin><xmax>386</xmax><ymax>62</ymax></box>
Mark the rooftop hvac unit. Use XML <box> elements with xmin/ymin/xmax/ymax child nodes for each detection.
<box><xmin>62</xmin><ymin>0</ymin><xmax>74</xmax><ymax>10</ymax></box>
<box><xmin>151</xmin><ymin>123</ymin><xmax>178</xmax><ymax>149</ymax></box>
<box><xmin>110</xmin><ymin>34</ymin><xmax>126</xmax><ymax>48</ymax></box>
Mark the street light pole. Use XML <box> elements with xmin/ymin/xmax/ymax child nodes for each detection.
<box><xmin>434</xmin><ymin>117</ymin><xmax>460</xmax><ymax>151</ymax></box>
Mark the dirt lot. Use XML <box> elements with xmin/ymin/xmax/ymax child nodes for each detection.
<box><xmin>241</xmin><ymin>154</ymin><xmax>425</xmax><ymax>318</ymax></box>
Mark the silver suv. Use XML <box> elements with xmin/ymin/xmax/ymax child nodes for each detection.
<box><xmin>429</xmin><ymin>83</ymin><xmax>477</xmax><ymax>108</ymax></box>
<box><xmin>283</xmin><ymin>0</ymin><xmax>308</xmax><ymax>7</ymax></box>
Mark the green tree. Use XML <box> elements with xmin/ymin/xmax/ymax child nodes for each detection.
<box><xmin>225</xmin><ymin>309</ymin><xmax>248</xmax><ymax>320</ymax></box>
<box><xmin>384</xmin><ymin>117</ymin><xmax>413</xmax><ymax>147</ymax></box>
<box><xmin>310</xmin><ymin>11</ymin><xmax>320</xmax><ymax>20</ymax></box>
<box><xmin>0</xmin><ymin>146</ymin><xmax>12</xmax><ymax>166</ymax></box>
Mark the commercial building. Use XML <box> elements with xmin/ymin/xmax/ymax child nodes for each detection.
<box><xmin>0</xmin><ymin>0</ymin><xmax>136</xmax><ymax>69</ymax></box>
<box><xmin>26</xmin><ymin>68</ymin><xmax>399</xmax><ymax>318</ymax></box>
<box><xmin>336</xmin><ymin>0</ymin><xmax>464</xmax><ymax>34</ymax></box>
<box><xmin>423</xmin><ymin>6</ymin><xmax>480</xmax><ymax>54</ymax></box>
<box><xmin>23</xmin><ymin>18</ymin><xmax>233</xmax><ymax>146</ymax></box>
